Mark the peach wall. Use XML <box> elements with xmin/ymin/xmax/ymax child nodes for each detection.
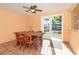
<box><xmin>69</xmin><ymin>4</ymin><xmax>79</xmax><ymax>54</ymax></box>
<box><xmin>0</xmin><ymin>8</ymin><xmax>28</xmax><ymax>44</ymax></box>
<box><xmin>27</xmin><ymin>15</ymin><xmax>41</xmax><ymax>31</ymax></box>
<box><xmin>63</xmin><ymin>11</ymin><xmax>71</xmax><ymax>42</ymax></box>
<box><xmin>70</xmin><ymin>31</ymin><xmax>79</xmax><ymax>54</ymax></box>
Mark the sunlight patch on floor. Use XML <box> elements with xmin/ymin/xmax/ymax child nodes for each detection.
<box><xmin>41</xmin><ymin>39</ymin><xmax>52</xmax><ymax>55</ymax></box>
<box><xmin>42</xmin><ymin>32</ymin><xmax>73</xmax><ymax>55</ymax></box>
<box><xmin>51</xmin><ymin>37</ymin><xmax>73</xmax><ymax>55</ymax></box>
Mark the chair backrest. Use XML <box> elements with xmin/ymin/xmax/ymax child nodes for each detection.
<box><xmin>14</xmin><ymin>32</ymin><xmax>24</xmax><ymax>40</ymax></box>
<box><xmin>24</xmin><ymin>33</ymin><xmax>33</xmax><ymax>44</ymax></box>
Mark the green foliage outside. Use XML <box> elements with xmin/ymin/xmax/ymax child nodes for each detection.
<box><xmin>52</xmin><ymin>16</ymin><xmax>62</xmax><ymax>24</ymax></box>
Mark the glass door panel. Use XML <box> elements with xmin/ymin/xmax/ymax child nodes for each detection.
<box><xmin>51</xmin><ymin>16</ymin><xmax>62</xmax><ymax>39</ymax></box>
<box><xmin>44</xmin><ymin>18</ymin><xmax>50</xmax><ymax>32</ymax></box>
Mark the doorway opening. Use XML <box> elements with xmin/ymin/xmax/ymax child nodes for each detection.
<box><xmin>41</xmin><ymin>14</ymin><xmax>63</xmax><ymax>41</ymax></box>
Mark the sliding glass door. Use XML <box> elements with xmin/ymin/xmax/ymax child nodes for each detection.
<box><xmin>41</xmin><ymin>15</ymin><xmax>63</xmax><ymax>39</ymax></box>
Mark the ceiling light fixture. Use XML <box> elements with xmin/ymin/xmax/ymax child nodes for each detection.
<box><xmin>31</xmin><ymin>9</ymin><xmax>35</xmax><ymax>12</ymax></box>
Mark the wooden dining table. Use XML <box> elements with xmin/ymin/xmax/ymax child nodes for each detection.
<box><xmin>14</xmin><ymin>31</ymin><xmax>43</xmax><ymax>51</ymax></box>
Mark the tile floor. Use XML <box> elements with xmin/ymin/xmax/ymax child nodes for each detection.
<box><xmin>0</xmin><ymin>40</ymin><xmax>41</xmax><ymax>55</ymax></box>
<box><xmin>0</xmin><ymin>32</ymin><xmax>74</xmax><ymax>55</ymax></box>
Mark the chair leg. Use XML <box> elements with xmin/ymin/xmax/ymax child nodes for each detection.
<box><xmin>33</xmin><ymin>43</ymin><xmax>37</xmax><ymax>50</ymax></box>
<box><xmin>15</xmin><ymin>41</ymin><xmax>19</xmax><ymax>47</ymax></box>
<box><xmin>20</xmin><ymin>42</ymin><xmax>21</xmax><ymax>49</ymax></box>
<box><xmin>28</xmin><ymin>44</ymin><xmax>31</xmax><ymax>53</ymax></box>
<box><xmin>23</xmin><ymin>44</ymin><xmax>27</xmax><ymax>51</ymax></box>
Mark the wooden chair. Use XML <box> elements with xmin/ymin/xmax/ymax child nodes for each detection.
<box><xmin>23</xmin><ymin>33</ymin><xmax>33</xmax><ymax>52</ymax></box>
<box><xmin>14</xmin><ymin>32</ymin><xmax>25</xmax><ymax>49</ymax></box>
<box><xmin>36</xmin><ymin>31</ymin><xmax>43</xmax><ymax>46</ymax></box>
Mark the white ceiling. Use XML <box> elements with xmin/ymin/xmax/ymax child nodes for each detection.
<box><xmin>0</xmin><ymin>3</ymin><xmax>73</xmax><ymax>15</ymax></box>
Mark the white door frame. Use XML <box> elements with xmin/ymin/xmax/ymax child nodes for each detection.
<box><xmin>41</xmin><ymin>14</ymin><xmax>64</xmax><ymax>41</ymax></box>
<box><xmin>41</xmin><ymin>16</ymin><xmax>52</xmax><ymax>33</ymax></box>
